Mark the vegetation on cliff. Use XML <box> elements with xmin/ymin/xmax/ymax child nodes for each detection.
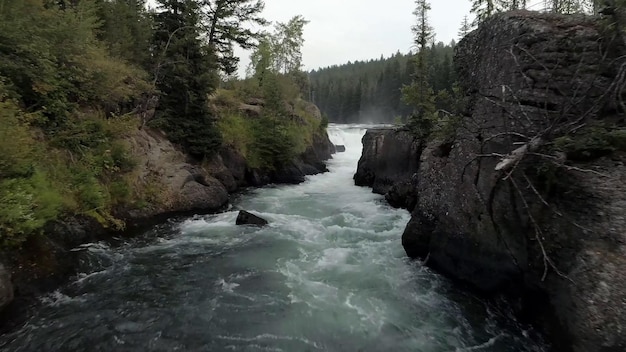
<box><xmin>0</xmin><ymin>0</ymin><xmax>152</xmax><ymax>246</ymax></box>
<box><xmin>217</xmin><ymin>16</ymin><xmax>327</xmax><ymax>170</ymax></box>
<box><xmin>0</xmin><ymin>0</ymin><xmax>320</xmax><ymax>248</ymax></box>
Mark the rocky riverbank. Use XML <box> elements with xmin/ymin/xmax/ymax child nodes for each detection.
<box><xmin>355</xmin><ymin>11</ymin><xmax>626</xmax><ymax>352</ymax></box>
<box><xmin>0</xmin><ymin>115</ymin><xmax>335</xmax><ymax>321</ymax></box>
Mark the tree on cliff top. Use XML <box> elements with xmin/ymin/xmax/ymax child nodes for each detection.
<box><xmin>402</xmin><ymin>0</ymin><xmax>436</xmax><ymax>136</ymax></box>
<box><xmin>469</xmin><ymin>0</ymin><xmax>528</xmax><ymax>24</ymax></box>
<box><xmin>458</xmin><ymin>15</ymin><xmax>473</xmax><ymax>38</ymax></box>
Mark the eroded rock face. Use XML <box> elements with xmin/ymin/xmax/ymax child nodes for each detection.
<box><xmin>124</xmin><ymin>128</ymin><xmax>230</xmax><ymax>219</ymax></box>
<box><xmin>356</xmin><ymin>11</ymin><xmax>626</xmax><ymax>352</ymax></box>
<box><xmin>353</xmin><ymin>128</ymin><xmax>422</xmax><ymax>195</ymax></box>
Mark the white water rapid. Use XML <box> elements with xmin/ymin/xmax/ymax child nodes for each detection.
<box><xmin>0</xmin><ymin>124</ymin><xmax>546</xmax><ymax>352</ymax></box>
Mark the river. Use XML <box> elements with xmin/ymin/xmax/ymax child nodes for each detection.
<box><xmin>0</xmin><ymin>125</ymin><xmax>546</xmax><ymax>351</ymax></box>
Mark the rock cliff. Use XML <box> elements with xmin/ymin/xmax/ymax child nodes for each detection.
<box><xmin>356</xmin><ymin>11</ymin><xmax>625</xmax><ymax>352</ymax></box>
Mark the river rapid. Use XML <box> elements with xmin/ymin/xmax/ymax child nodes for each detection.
<box><xmin>0</xmin><ymin>124</ymin><xmax>547</xmax><ymax>351</ymax></box>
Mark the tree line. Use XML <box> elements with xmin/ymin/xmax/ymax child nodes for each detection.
<box><xmin>309</xmin><ymin>43</ymin><xmax>456</xmax><ymax>124</ymax></box>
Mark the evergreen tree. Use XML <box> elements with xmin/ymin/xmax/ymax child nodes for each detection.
<box><xmin>550</xmin><ymin>0</ymin><xmax>585</xmax><ymax>13</ymax></box>
<box><xmin>470</xmin><ymin>0</ymin><xmax>498</xmax><ymax>24</ymax></box>
<box><xmin>402</xmin><ymin>0</ymin><xmax>436</xmax><ymax>135</ymax></box>
<box><xmin>96</xmin><ymin>0</ymin><xmax>153</xmax><ymax>67</ymax></box>
<box><xmin>202</xmin><ymin>0</ymin><xmax>268</xmax><ymax>75</ymax></box>
<box><xmin>500</xmin><ymin>0</ymin><xmax>526</xmax><ymax>9</ymax></box>
<box><xmin>458</xmin><ymin>15</ymin><xmax>473</xmax><ymax>38</ymax></box>
<box><xmin>152</xmin><ymin>0</ymin><xmax>221</xmax><ymax>157</ymax></box>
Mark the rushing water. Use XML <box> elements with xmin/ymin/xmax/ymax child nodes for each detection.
<box><xmin>0</xmin><ymin>125</ymin><xmax>546</xmax><ymax>352</ymax></box>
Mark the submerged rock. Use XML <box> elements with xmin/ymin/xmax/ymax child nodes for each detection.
<box><xmin>236</xmin><ymin>210</ymin><xmax>268</xmax><ymax>226</ymax></box>
<box><xmin>334</xmin><ymin>145</ymin><xmax>346</xmax><ymax>152</ymax></box>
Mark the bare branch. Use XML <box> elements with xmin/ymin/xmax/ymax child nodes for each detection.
<box><xmin>510</xmin><ymin>177</ymin><xmax>573</xmax><ymax>282</ymax></box>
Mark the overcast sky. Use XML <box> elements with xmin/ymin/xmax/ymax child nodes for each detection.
<box><xmin>148</xmin><ymin>1</ymin><xmax>530</xmax><ymax>75</ymax></box>
<box><xmin>233</xmin><ymin>0</ymin><xmax>474</xmax><ymax>76</ymax></box>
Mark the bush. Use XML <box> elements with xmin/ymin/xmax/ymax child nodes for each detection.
<box><xmin>554</xmin><ymin>126</ymin><xmax>626</xmax><ymax>160</ymax></box>
<box><xmin>0</xmin><ymin>99</ymin><xmax>37</xmax><ymax>178</ymax></box>
<box><xmin>218</xmin><ymin>112</ymin><xmax>254</xmax><ymax>158</ymax></box>
<box><xmin>0</xmin><ymin>172</ymin><xmax>62</xmax><ymax>247</ymax></box>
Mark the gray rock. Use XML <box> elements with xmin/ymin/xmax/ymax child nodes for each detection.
<box><xmin>236</xmin><ymin>211</ymin><xmax>268</xmax><ymax>226</ymax></box>
<box><xmin>124</xmin><ymin>128</ymin><xmax>230</xmax><ymax>218</ymax></box>
<box><xmin>353</xmin><ymin>128</ymin><xmax>422</xmax><ymax>195</ymax></box>
<box><xmin>334</xmin><ymin>145</ymin><xmax>346</xmax><ymax>152</ymax></box>
<box><xmin>0</xmin><ymin>263</ymin><xmax>14</xmax><ymax>311</ymax></box>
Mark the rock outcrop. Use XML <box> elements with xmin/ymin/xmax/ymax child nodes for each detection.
<box><xmin>354</xmin><ymin>128</ymin><xmax>422</xmax><ymax>210</ymax></box>
<box><xmin>236</xmin><ymin>210</ymin><xmax>268</xmax><ymax>226</ymax></box>
<box><xmin>356</xmin><ymin>11</ymin><xmax>626</xmax><ymax>352</ymax></box>
<box><xmin>124</xmin><ymin>128</ymin><xmax>230</xmax><ymax>220</ymax></box>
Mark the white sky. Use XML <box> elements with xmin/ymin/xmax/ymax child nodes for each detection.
<box><xmin>234</xmin><ymin>0</ymin><xmax>473</xmax><ymax>76</ymax></box>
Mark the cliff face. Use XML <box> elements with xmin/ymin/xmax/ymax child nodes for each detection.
<box><xmin>353</xmin><ymin>128</ymin><xmax>422</xmax><ymax>210</ymax></box>
<box><xmin>356</xmin><ymin>11</ymin><xmax>625</xmax><ymax>352</ymax></box>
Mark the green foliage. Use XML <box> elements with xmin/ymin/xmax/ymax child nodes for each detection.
<box><xmin>96</xmin><ymin>0</ymin><xmax>153</xmax><ymax>67</ymax></box>
<box><xmin>310</xmin><ymin>42</ymin><xmax>456</xmax><ymax>124</ymax></box>
<box><xmin>608</xmin><ymin>129</ymin><xmax>626</xmax><ymax>150</ymax></box>
<box><xmin>218</xmin><ymin>112</ymin><xmax>255</xmax><ymax>158</ymax></box>
<box><xmin>216</xmin><ymin>89</ymin><xmax>323</xmax><ymax>170</ymax></box>
<box><xmin>203</xmin><ymin>0</ymin><xmax>268</xmax><ymax>75</ymax></box>
<box><xmin>270</xmin><ymin>16</ymin><xmax>309</xmax><ymax>74</ymax></box>
<box><xmin>249</xmin><ymin>117</ymin><xmax>298</xmax><ymax>168</ymax></box>
<box><xmin>431</xmin><ymin>113</ymin><xmax>462</xmax><ymax>141</ymax></box>
<box><xmin>321</xmin><ymin>113</ymin><xmax>330</xmax><ymax>129</ymax></box>
<box><xmin>152</xmin><ymin>0</ymin><xmax>222</xmax><ymax>158</ymax></box>
<box><xmin>0</xmin><ymin>99</ymin><xmax>37</xmax><ymax>179</ymax></box>
<box><xmin>404</xmin><ymin>1</ymin><xmax>437</xmax><ymax>137</ymax></box>
<box><xmin>554</xmin><ymin>126</ymin><xmax>626</xmax><ymax>160</ymax></box>
<box><xmin>0</xmin><ymin>172</ymin><xmax>63</xmax><ymax>247</ymax></box>
<box><xmin>0</xmin><ymin>0</ymin><xmax>151</xmax><ymax>127</ymax></box>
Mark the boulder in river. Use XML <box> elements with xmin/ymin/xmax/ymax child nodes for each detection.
<box><xmin>334</xmin><ymin>145</ymin><xmax>346</xmax><ymax>152</ymax></box>
<box><xmin>236</xmin><ymin>210</ymin><xmax>268</xmax><ymax>226</ymax></box>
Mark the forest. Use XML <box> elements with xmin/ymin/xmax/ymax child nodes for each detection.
<box><xmin>310</xmin><ymin>44</ymin><xmax>455</xmax><ymax>124</ymax></box>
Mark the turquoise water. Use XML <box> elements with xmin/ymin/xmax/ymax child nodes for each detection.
<box><xmin>0</xmin><ymin>125</ymin><xmax>546</xmax><ymax>351</ymax></box>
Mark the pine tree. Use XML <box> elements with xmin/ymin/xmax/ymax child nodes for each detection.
<box><xmin>202</xmin><ymin>0</ymin><xmax>268</xmax><ymax>75</ymax></box>
<box><xmin>550</xmin><ymin>0</ymin><xmax>585</xmax><ymax>13</ymax></box>
<box><xmin>458</xmin><ymin>15</ymin><xmax>473</xmax><ymax>39</ymax></box>
<box><xmin>500</xmin><ymin>0</ymin><xmax>527</xmax><ymax>9</ymax></box>
<box><xmin>470</xmin><ymin>0</ymin><xmax>496</xmax><ymax>24</ymax></box>
<box><xmin>152</xmin><ymin>0</ymin><xmax>221</xmax><ymax>157</ymax></box>
<box><xmin>402</xmin><ymin>0</ymin><xmax>436</xmax><ymax>134</ymax></box>
<box><xmin>96</xmin><ymin>0</ymin><xmax>152</xmax><ymax>67</ymax></box>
